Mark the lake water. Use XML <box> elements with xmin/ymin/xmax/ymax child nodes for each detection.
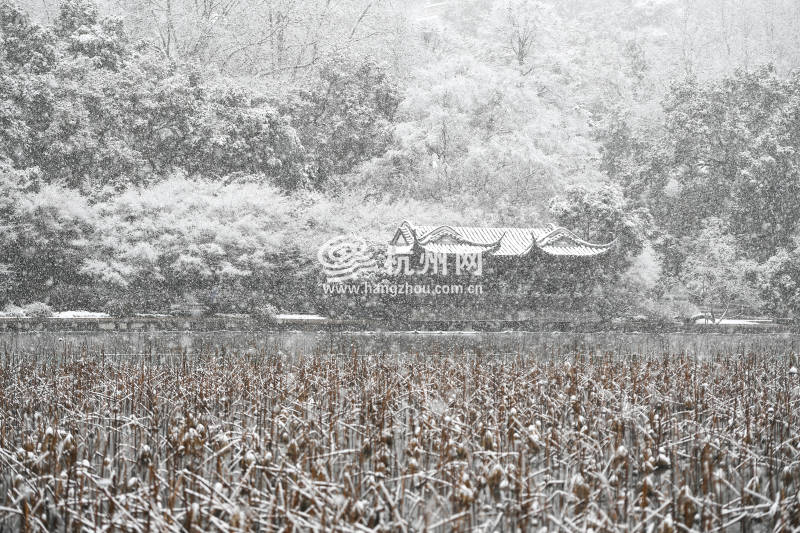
<box><xmin>2</xmin><ymin>329</ymin><xmax>800</xmax><ymax>356</ymax></box>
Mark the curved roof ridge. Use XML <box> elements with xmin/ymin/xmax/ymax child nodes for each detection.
<box><xmin>391</xmin><ymin>222</ymin><xmax>615</xmax><ymax>257</ymax></box>
<box><xmin>536</xmin><ymin>226</ymin><xmax>616</xmax><ymax>249</ymax></box>
<box><xmin>390</xmin><ymin>220</ymin><xmax>418</xmax><ymax>246</ymax></box>
<box><xmin>417</xmin><ymin>224</ymin><xmax>503</xmax><ymax>248</ymax></box>
<box><xmin>398</xmin><ymin>220</ymin><xmax>416</xmax><ymax>236</ymax></box>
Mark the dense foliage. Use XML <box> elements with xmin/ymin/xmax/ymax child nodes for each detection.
<box><xmin>0</xmin><ymin>0</ymin><xmax>399</xmax><ymax>191</ymax></box>
<box><xmin>601</xmin><ymin>66</ymin><xmax>800</xmax><ymax>316</ymax></box>
<box><xmin>3</xmin><ymin>0</ymin><xmax>800</xmax><ymax>317</ymax></box>
<box><xmin>0</xmin><ymin>0</ymin><xmax>407</xmax><ymax>313</ymax></box>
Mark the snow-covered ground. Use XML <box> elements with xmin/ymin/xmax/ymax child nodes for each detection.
<box><xmin>52</xmin><ymin>310</ymin><xmax>111</xmax><ymax>319</ymax></box>
<box><xmin>274</xmin><ymin>313</ymin><xmax>329</xmax><ymax>321</ymax></box>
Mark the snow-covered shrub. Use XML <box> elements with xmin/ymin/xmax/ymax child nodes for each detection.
<box><xmin>252</xmin><ymin>303</ymin><xmax>278</xmax><ymax>323</ymax></box>
<box><xmin>23</xmin><ymin>302</ymin><xmax>53</xmax><ymax>318</ymax></box>
<box><xmin>0</xmin><ymin>304</ymin><xmax>26</xmax><ymax>318</ymax></box>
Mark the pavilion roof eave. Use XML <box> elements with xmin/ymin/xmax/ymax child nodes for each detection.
<box><xmin>390</xmin><ymin>222</ymin><xmax>615</xmax><ymax>258</ymax></box>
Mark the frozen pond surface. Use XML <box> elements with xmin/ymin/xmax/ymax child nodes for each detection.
<box><xmin>3</xmin><ymin>329</ymin><xmax>800</xmax><ymax>357</ymax></box>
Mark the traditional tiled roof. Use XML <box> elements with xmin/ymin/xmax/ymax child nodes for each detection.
<box><xmin>390</xmin><ymin>221</ymin><xmax>615</xmax><ymax>257</ymax></box>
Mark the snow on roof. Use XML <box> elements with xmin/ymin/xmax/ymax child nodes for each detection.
<box><xmin>390</xmin><ymin>221</ymin><xmax>615</xmax><ymax>257</ymax></box>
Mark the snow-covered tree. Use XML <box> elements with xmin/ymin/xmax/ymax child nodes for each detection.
<box><xmin>677</xmin><ymin>218</ymin><xmax>760</xmax><ymax>320</ymax></box>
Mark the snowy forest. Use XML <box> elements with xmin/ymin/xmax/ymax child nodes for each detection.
<box><xmin>3</xmin><ymin>0</ymin><xmax>800</xmax><ymax>319</ymax></box>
